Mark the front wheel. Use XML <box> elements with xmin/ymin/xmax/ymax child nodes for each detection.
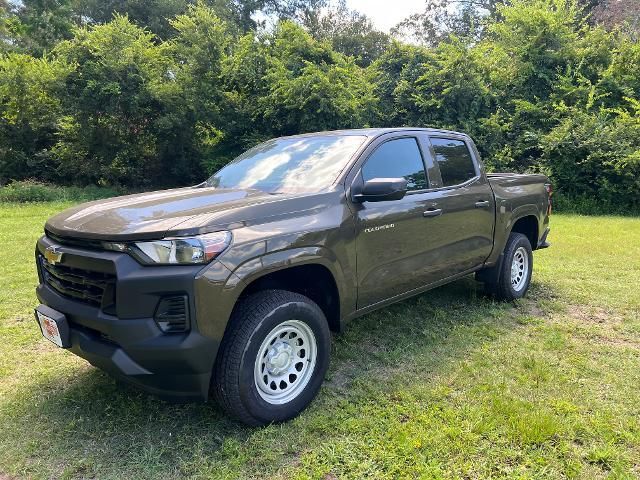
<box><xmin>212</xmin><ymin>290</ymin><xmax>331</xmax><ymax>426</ymax></box>
<box><xmin>486</xmin><ymin>232</ymin><xmax>533</xmax><ymax>301</ymax></box>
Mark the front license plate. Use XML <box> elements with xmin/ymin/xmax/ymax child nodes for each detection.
<box><xmin>35</xmin><ymin>307</ymin><xmax>68</xmax><ymax>348</ymax></box>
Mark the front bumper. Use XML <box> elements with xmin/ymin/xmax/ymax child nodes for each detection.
<box><xmin>35</xmin><ymin>235</ymin><xmax>220</xmax><ymax>402</ymax></box>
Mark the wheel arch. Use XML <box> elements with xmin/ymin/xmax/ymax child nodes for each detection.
<box><xmin>477</xmin><ymin>209</ymin><xmax>540</xmax><ymax>285</ymax></box>
<box><xmin>236</xmin><ymin>262</ymin><xmax>342</xmax><ymax>333</ymax></box>
<box><xmin>226</xmin><ymin>247</ymin><xmax>348</xmax><ymax>334</ymax></box>
<box><xmin>510</xmin><ymin>214</ymin><xmax>539</xmax><ymax>250</ymax></box>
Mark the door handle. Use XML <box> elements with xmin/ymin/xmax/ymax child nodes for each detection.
<box><xmin>475</xmin><ymin>200</ymin><xmax>490</xmax><ymax>208</ymax></box>
<box><xmin>423</xmin><ymin>208</ymin><xmax>443</xmax><ymax>218</ymax></box>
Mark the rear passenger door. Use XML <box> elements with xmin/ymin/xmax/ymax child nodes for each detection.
<box><xmin>422</xmin><ymin>134</ymin><xmax>495</xmax><ymax>276</ymax></box>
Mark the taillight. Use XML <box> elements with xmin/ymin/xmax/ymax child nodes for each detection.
<box><xmin>545</xmin><ymin>183</ymin><xmax>553</xmax><ymax>215</ymax></box>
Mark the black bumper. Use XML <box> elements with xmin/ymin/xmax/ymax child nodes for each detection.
<box><xmin>537</xmin><ymin>227</ymin><xmax>551</xmax><ymax>249</ymax></box>
<box><xmin>35</xmin><ymin>235</ymin><xmax>219</xmax><ymax>402</ymax></box>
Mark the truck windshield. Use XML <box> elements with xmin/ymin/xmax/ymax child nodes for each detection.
<box><xmin>206</xmin><ymin>135</ymin><xmax>366</xmax><ymax>194</ymax></box>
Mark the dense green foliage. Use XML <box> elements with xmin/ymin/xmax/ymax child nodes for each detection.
<box><xmin>0</xmin><ymin>0</ymin><xmax>638</xmax><ymax>210</ymax></box>
<box><xmin>0</xmin><ymin>179</ymin><xmax>124</xmax><ymax>202</ymax></box>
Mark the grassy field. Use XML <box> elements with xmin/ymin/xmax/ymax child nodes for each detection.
<box><xmin>0</xmin><ymin>203</ymin><xmax>639</xmax><ymax>479</ymax></box>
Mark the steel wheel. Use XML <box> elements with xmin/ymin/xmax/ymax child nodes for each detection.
<box><xmin>254</xmin><ymin>320</ymin><xmax>317</xmax><ymax>405</ymax></box>
<box><xmin>510</xmin><ymin>246</ymin><xmax>529</xmax><ymax>292</ymax></box>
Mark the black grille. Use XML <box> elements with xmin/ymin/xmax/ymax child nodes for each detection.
<box><xmin>45</xmin><ymin>230</ymin><xmax>105</xmax><ymax>250</ymax></box>
<box><xmin>39</xmin><ymin>255</ymin><xmax>116</xmax><ymax>312</ymax></box>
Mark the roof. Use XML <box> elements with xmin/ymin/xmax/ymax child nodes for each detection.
<box><xmin>283</xmin><ymin>127</ymin><xmax>467</xmax><ymax>139</ymax></box>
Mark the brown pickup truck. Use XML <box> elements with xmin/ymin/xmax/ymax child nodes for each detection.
<box><xmin>34</xmin><ymin>128</ymin><xmax>551</xmax><ymax>425</ymax></box>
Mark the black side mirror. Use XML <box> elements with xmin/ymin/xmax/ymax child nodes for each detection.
<box><xmin>353</xmin><ymin>177</ymin><xmax>408</xmax><ymax>203</ymax></box>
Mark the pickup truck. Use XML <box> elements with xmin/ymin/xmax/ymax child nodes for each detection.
<box><xmin>34</xmin><ymin>128</ymin><xmax>551</xmax><ymax>425</ymax></box>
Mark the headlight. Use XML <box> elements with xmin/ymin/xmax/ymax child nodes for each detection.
<box><xmin>108</xmin><ymin>231</ymin><xmax>232</xmax><ymax>265</ymax></box>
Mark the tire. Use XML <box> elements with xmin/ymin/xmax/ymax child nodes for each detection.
<box><xmin>485</xmin><ymin>232</ymin><xmax>533</xmax><ymax>301</ymax></box>
<box><xmin>212</xmin><ymin>289</ymin><xmax>331</xmax><ymax>426</ymax></box>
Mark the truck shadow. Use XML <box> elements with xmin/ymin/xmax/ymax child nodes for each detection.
<box><xmin>5</xmin><ymin>277</ymin><xmax>550</xmax><ymax>478</ymax></box>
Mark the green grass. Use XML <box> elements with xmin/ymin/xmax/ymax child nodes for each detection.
<box><xmin>1</xmin><ymin>203</ymin><xmax>639</xmax><ymax>479</ymax></box>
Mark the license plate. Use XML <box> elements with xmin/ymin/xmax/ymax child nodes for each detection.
<box><xmin>36</xmin><ymin>309</ymin><xmax>65</xmax><ymax>347</ymax></box>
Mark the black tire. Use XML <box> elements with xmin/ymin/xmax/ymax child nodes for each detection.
<box><xmin>212</xmin><ymin>289</ymin><xmax>331</xmax><ymax>426</ymax></box>
<box><xmin>486</xmin><ymin>232</ymin><xmax>533</xmax><ymax>301</ymax></box>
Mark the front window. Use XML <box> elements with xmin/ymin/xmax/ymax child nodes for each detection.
<box><xmin>207</xmin><ymin>135</ymin><xmax>367</xmax><ymax>194</ymax></box>
<box><xmin>361</xmin><ymin>137</ymin><xmax>428</xmax><ymax>191</ymax></box>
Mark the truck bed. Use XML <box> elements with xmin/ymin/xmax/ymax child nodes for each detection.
<box><xmin>486</xmin><ymin>172</ymin><xmax>551</xmax><ymax>251</ymax></box>
<box><xmin>487</xmin><ymin>172</ymin><xmax>549</xmax><ymax>188</ymax></box>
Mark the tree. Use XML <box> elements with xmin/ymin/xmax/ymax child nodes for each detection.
<box><xmin>0</xmin><ymin>53</ymin><xmax>71</xmax><ymax>182</ymax></box>
<box><xmin>204</xmin><ymin>0</ymin><xmax>329</xmax><ymax>33</ymax></box>
<box><xmin>591</xmin><ymin>0</ymin><xmax>640</xmax><ymax>40</ymax></box>
<box><xmin>0</xmin><ymin>0</ymin><xmax>12</xmax><ymax>52</ymax></box>
<box><xmin>303</xmin><ymin>0</ymin><xmax>389</xmax><ymax>67</ymax></box>
<box><xmin>260</xmin><ymin>21</ymin><xmax>376</xmax><ymax>135</ymax></box>
<box><xmin>392</xmin><ymin>0</ymin><xmax>508</xmax><ymax>46</ymax></box>
<box><xmin>75</xmin><ymin>0</ymin><xmax>191</xmax><ymax>41</ymax></box>
<box><xmin>398</xmin><ymin>40</ymin><xmax>494</xmax><ymax>132</ymax></box>
<box><xmin>215</xmin><ymin>19</ymin><xmax>377</xmax><ymax>164</ymax></box>
<box><xmin>166</xmin><ymin>2</ymin><xmax>231</xmax><ymax>173</ymax></box>
<box><xmin>51</xmin><ymin>16</ymin><xmax>176</xmax><ymax>186</ymax></box>
<box><xmin>1</xmin><ymin>0</ymin><xmax>639</xmax><ymax>212</ymax></box>
<box><xmin>9</xmin><ymin>0</ymin><xmax>77</xmax><ymax>55</ymax></box>
<box><xmin>369</xmin><ymin>41</ymin><xmax>432</xmax><ymax>126</ymax></box>
<box><xmin>541</xmin><ymin>103</ymin><xmax>640</xmax><ymax>211</ymax></box>
<box><xmin>3</xmin><ymin>0</ymin><xmax>330</xmax><ymax>54</ymax></box>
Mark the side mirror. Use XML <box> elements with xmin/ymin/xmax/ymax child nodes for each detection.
<box><xmin>353</xmin><ymin>177</ymin><xmax>408</xmax><ymax>203</ymax></box>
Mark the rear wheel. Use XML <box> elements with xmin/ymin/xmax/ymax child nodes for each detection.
<box><xmin>212</xmin><ymin>290</ymin><xmax>330</xmax><ymax>426</ymax></box>
<box><xmin>485</xmin><ymin>232</ymin><xmax>533</xmax><ymax>301</ymax></box>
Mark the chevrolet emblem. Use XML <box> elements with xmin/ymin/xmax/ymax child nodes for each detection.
<box><xmin>44</xmin><ymin>246</ymin><xmax>63</xmax><ymax>265</ymax></box>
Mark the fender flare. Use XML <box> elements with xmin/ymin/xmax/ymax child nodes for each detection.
<box><xmin>222</xmin><ymin>246</ymin><xmax>351</xmax><ymax>327</ymax></box>
<box><xmin>486</xmin><ymin>204</ymin><xmax>542</xmax><ymax>266</ymax></box>
<box><xmin>509</xmin><ymin>204</ymin><xmax>541</xmax><ymax>231</ymax></box>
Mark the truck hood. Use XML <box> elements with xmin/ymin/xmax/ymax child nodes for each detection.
<box><xmin>45</xmin><ymin>186</ymin><xmax>335</xmax><ymax>241</ymax></box>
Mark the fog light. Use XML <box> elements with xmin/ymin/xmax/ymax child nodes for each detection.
<box><xmin>154</xmin><ymin>295</ymin><xmax>189</xmax><ymax>333</ymax></box>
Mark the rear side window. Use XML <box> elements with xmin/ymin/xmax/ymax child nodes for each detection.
<box><xmin>430</xmin><ymin>137</ymin><xmax>477</xmax><ymax>187</ymax></box>
<box><xmin>361</xmin><ymin>138</ymin><xmax>427</xmax><ymax>191</ymax></box>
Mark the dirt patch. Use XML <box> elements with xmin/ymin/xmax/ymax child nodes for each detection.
<box><xmin>563</xmin><ymin>304</ymin><xmax>639</xmax><ymax>350</ymax></box>
<box><xmin>505</xmin><ymin>298</ymin><xmax>547</xmax><ymax>322</ymax></box>
<box><xmin>519</xmin><ymin>300</ymin><xmax>546</xmax><ymax>318</ymax></box>
<box><xmin>324</xmin><ymin>360</ymin><xmax>358</xmax><ymax>391</ymax></box>
<box><xmin>589</xmin><ymin>335</ymin><xmax>640</xmax><ymax>350</ymax></box>
<box><xmin>566</xmin><ymin>305</ymin><xmax>623</xmax><ymax>325</ymax></box>
<box><xmin>10</xmin><ymin>314</ymin><xmax>34</xmax><ymax>323</ymax></box>
<box><xmin>325</xmin><ymin>360</ymin><xmax>405</xmax><ymax>393</ymax></box>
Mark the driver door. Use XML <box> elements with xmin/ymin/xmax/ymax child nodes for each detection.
<box><xmin>352</xmin><ymin>135</ymin><xmax>441</xmax><ymax>308</ymax></box>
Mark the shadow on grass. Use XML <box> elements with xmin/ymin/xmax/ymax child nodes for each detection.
<box><xmin>2</xmin><ymin>277</ymin><xmax>544</xmax><ymax>478</ymax></box>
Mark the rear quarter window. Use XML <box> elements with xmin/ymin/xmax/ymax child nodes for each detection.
<box><xmin>430</xmin><ymin>137</ymin><xmax>477</xmax><ymax>187</ymax></box>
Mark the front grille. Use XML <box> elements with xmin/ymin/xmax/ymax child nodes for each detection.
<box><xmin>45</xmin><ymin>230</ymin><xmax>105</xmax><ymax>250</ymax></box>
<box><xmin>39</xmin><ymin>255</ymin><xmax>116</xmax><ymax>312</ymax></box>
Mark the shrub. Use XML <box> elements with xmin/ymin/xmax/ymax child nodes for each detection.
<box><xmin>541</xmin><ymin>105</ymin><xmax>640</xmax><ymax>213</ymax></box>
<box><xmin>0</xmin><ymin>53</ymin><xmax>71</xmax><ymax>184</ymax></box>
<box><xmin>1</xmin><ymin>0</ymin><xmax>640</xmax><ymax>213</ymax></box>
<box><xmin>0</xmin><ymin>180</ymin><xmax>124</xmax><ymax>203</ymax></box>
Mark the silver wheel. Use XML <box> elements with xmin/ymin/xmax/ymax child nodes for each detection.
<box><xmin>254</xmin><ymin>320</ymin><xmax>317</xmax><ymax>405</ymax></box>
<box><xmin>510</xmin><ymin>246</ymin><xmax>529</xmax><ymax>292</ymax></box>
